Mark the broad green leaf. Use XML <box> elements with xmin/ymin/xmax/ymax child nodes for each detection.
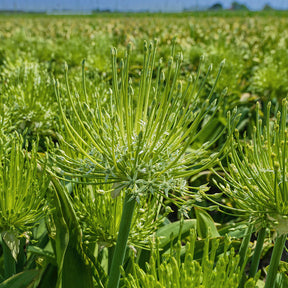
<box><xmin>2</xmin><ymin>231</ymin><xmax>20</xmax><ymax>262</ymax></box>
<box><xmin>219</xmin><ymin>222</ymin><xmax>250</xmax><ymax>238</ymax></box>
<box><xmin>195</xmin><ymin>208</ymin><xmax>220</xmax><ymax>238</ymax></box>
<box><xmin>1</xmin><ymin>232</ymin><xmax>17</xmax><ymax>279</ymax></box>
<box><xmin>0</xmin><ymin>269</ymin><xmax>41</xmax><ymax>288</ymax></box>
<box><xmin>37</xmin><ymin>264</ymin><xmax>58</xmax><ymax>288</ymax></box>
<box><xmin>62</xmin><ymin>246</ymin><xmax>94</xmax><ymax>288</ymax></box>
<box><xmin>50</xmin><ymin>176</ymin><xmax>103</xmax><ymax>288</ymax></box>
<box><xmin>195</xmin><ymin>116</ymin><xmax>226</xmax><ymax>146</ymax></box>
<box><xmin>156</xmin><ymin>219</ymin><xmax>197</xmax><ymax>248</ymax></box>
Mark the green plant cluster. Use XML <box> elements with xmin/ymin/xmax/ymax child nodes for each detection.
<box><xmin>0</xmin><ymin>12</ymin><xmax>288</xmax><ymax>288</ymax></box>
<box><xmin>123</xmin><ymin>231</ymin><xmax>259</xmax><ymax>288</ymax></box>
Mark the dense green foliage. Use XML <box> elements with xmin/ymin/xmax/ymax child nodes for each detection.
<box><xmin>0</xmin><ymin>11</ymin><xmax>288</xmax><ymax>288</ymax></box>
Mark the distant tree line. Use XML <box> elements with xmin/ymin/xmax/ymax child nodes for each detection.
<box><xmin>209</xmin><ymin>2</ymin><xmax>274</xmax><ymax>11</ymax></box>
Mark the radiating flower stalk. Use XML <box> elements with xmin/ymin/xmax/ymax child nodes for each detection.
<box><xmin>203</xmin><ymin>100</ymin><xmax>288</xmax><ymax>287</ymax></box>
<box><xmin>54</xmin><ymin>40</ymin><xmax>236</xmax><ymax>288</ymax></box>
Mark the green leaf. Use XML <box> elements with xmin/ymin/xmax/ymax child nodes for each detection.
<box><xmin>27</xmin><ymin>246</ymin><xmax>56</xmax><ymax>266</ymax></box>
<box><xmin>219</xmin><ymin>222</ymin><xmax>250</xmax><ymax>238</ymax></box>
<box><xmin>1</xmin><ymin>232</ymin><xmax>17</xmax><ymax>279</ymax></box>
<box><xmin>2</xmin><ymin>231</ymin><xmax>20</xmax><ymax>262</ymax></box>
<box><xmin>156</xmin><ymin>219</ymin><xmax>197</xmax><ymax>249</ymax></box>
<box><xmin>51</xmin><ymin>182</ymin><xmax>69</xmax><ymax>288</ymax></box>
<box><xmin>37</xmin><ymin>264</ymin><xmax>58</xmax><ymax>288</ymax></box>
<box><xmin>195</xmin><ymin>116</ymin><xmax>226</xmax><ymax>146</ymax></box>
<box><xmin>61</xmin><ymin>246</ymin><xmax>94</xmax><ymax>288</ymax></box>
<box><xmin>50</xmin><ymin>176</ymin><xmax>101</xmax><ymax>288</ymax></box>
<box><xmin>0</xmin><ymin>269</ymin><xmax>41</xmax><ymax>288</ymax></box>
<box><xmin>195</xmin><ymin>207</ymin><xmax>220</xmax><ymax>238</ymax></box>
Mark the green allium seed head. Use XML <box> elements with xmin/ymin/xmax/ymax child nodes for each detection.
<box><xmin>0</xmin><ymin>135</ymin><xmax>47</xmax><ymax>233</ymax></box>
<box><xmin>210</xmin><ymin>100</ymin><xmax>288</xmax><ymax>235</ymax></box>
<box><xmin>54</xmin><ymin>41</ymin><xmax>234</xmax><ymax>207</ymax></box>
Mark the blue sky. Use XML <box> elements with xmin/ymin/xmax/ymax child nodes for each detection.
<box><xmin>0</xmin><ymin>0</ymin><xmax>287</xmax><ymax>12</ymax></box>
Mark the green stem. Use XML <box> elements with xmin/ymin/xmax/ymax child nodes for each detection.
<box><xmin>1</xmin><ymin>234</ymin><xmax>16</xmax><ymax>279</ymax></box>
<box><xmin>108</xmin><ymin>246</ymin><xmax>115</xmax><ymax>275</ymax></box>
<box><xmin>107</xmin><ymin>193</ymin><xmax>136</xmax><ymax>288</ymax></box>
<box><xmin>239</xmin><ymin>222</ymin><xmax>253</xmax><ymax>288</ymax></box>
<box><xmin>264</xmin><ymin>233</ymin><xmax>287</xmax><ymax>288</ymax></box>
<box><xmin>249</xmin><ymin>227</ymin><xmax>266</xmax><ymax>278</ymax></box>
<box><xmin>239</xmin><ymin>222</ymin><xmax>253</xmax><ymax>269</ymax></box>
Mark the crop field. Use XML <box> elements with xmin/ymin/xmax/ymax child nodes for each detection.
<box><xmin>0</xmin><ymin>11</ymin><xmax>288</xmax><ymax>288</ymax></box>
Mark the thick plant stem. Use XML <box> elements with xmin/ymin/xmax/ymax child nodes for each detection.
<box><xmin>264</xmin><ymin>233</ymin><xmax>287</xmax><ymax>288</ymax></box>
<box><xmin>249</xmin><ymin>227</ymin><xmax>266</xmax><ymax>278</ymax></box>
<box><xmin>107</xmin><ymin>193</ymin><xmax>136</xmax><ymax>288</ymax></box>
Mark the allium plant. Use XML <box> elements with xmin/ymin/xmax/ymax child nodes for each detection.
<box><xmin>0</xmin><ymin>136</ymin><xmax>47</xmax><ymax>233</ymax></box>
<box><xmin>72</xmin><ymin>182</ymin><xmax>171</xmax><ymax>250</ymax></box>
<box><xmin>204</xmin><ymin>100</ymin><xmax>288</xmax><ymax>287</ymax></box>
<box><xmin>54</xmin><ymin>40</ymin><xmax>235</xmax><ymax>288</ymax></box>
<box><xmin>122</xmin><ymin>231</ymin><xmax>259</xmax><ymax>288</ymax></box>
<box><xmin>0</xmin><ymin>134</ymin><xmax>47</xmax><ymax>278</ymax></box>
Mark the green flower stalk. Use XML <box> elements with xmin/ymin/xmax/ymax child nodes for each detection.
<box><xmin>203</xmin><ymin>100</ymin><xmax>288</xmax><ymax>287</ymax></box>
<box><xmin>54</xmin><ymin>40</ymin><xmax>235</xmax><ymax>288</ymax></box>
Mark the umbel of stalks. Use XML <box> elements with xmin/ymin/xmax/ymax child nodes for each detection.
<box><xmin>0</xmin><ymin>135</ymin><xmax>47</xmax><ymax>233</ymax></box>
<box><xmin>0</xmin><ymin>134</ymin><xmax>48</xmax><ymax>277</ymax></box>
<box><xmin>54</xmin><ymin>40</ymin><xmax>236</xmax><ymax>288</ymax></box>
<box><xmin>209</xmin><ymin>100</ymin><xmax>288</xmax><ymax>233</ymax></box>
<box><xmin>204</xmin><ymin>99</ymin><xmax>288</xmax><ymax>287</ymax></box>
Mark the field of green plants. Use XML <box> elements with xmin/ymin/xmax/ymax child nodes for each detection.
<box><xmin>1</xmin><ymin>11</ymin><xmax>288</xmax><ymax>288</ymax></box>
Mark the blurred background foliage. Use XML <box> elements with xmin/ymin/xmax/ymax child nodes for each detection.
<box><xmin>1</xmin><ymin>12</ymin><xmax>288</xmax><ymax>143</ymax></box>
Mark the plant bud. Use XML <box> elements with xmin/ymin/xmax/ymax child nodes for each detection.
<box><xmin>143</xmin><ymin>40</ymin><xmax>148</xmax><ymax>52</ymax></box>
<box><xmin>127</xmin><ymin>42</ymin><xmax>132</xmax><ymax>53</ymax></box>
<box><xmin>111</xmin><ymin>47</ymin><xmax>116</xmax><ymax>56</ymax></box>
<box><xmin>160</xmin><ymin>71</ymin><xmax>165</xmax><ymax>82</ymax></box>
<box><xmin>274</xmin><ymin>162</ymin><xmax>280</xmax><ymax>169</ymax></box>
<box><xmin>149</xmin><ymin>41</ymin><xmax>153</xmax><ymax>51</ymax></box>
<box><xmin>208</xmin><ymin>64</ymin><xmax>213</xmax><ymax>72</ymax></box>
